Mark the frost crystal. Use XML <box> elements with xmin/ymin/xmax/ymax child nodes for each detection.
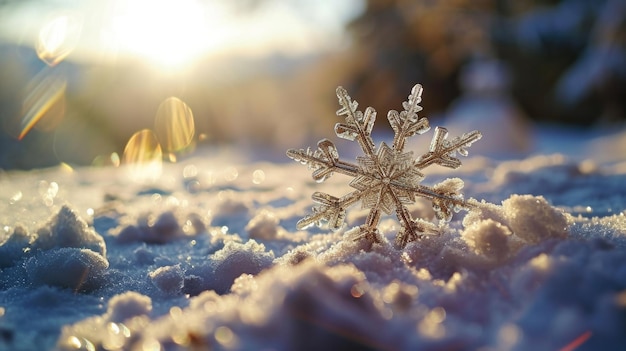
<box><xmin>287</xmin><ymin>84</ymin><xmax>482</xmax><ymax>248</ymax></box>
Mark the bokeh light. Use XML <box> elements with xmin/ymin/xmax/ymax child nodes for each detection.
<box><xmin>92</xmin><ymin>152</ymin><xmax>120</xmax><ymax>167</ymax></box>
<box><xmin>122</xmin><ymin>129</ymin><xmax>163</xmax><ymax>182</ymax></box>
<box><xmin>36</xmin><ymin>12</ymin><xmax>83</xmax><ymax>66</ymax></box>
<box><xmin>154</xmin><ymin>97</ymin><xmax>195</xmax><ymax>154</ymax></box>
<box><xmin>0</xmin><ymin>0</ymin><xmax>365</xmax><ymax>169</ymax></box>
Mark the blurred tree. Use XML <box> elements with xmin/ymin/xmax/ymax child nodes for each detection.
<box><xmin>494</xmin><ymin>0</ymin><xmax>626</xmax><ymax>125</ymax></box>
<box><xmin>346</xmin><ymin>0</ymin><xmax>494</xmax><ymax>126</ymax></box>
<box><xmin>348</xmin><ymin>0</ymin><xmax>626</xmax><ymax>126</ymax></box>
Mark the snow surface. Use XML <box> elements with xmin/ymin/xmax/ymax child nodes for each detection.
<box><xmin>1</xmin><ymin>129</ymin><xmax>626</xmax><ymax>350</ymax></box>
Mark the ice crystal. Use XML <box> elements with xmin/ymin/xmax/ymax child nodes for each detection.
<box><xmin>287</xmin><ymin>84</ymin><xmax>482</xmax><ymax>248</ymax></box>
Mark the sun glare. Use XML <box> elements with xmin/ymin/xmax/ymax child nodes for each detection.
<box><xmin>110</xmin><ymin>0</ymin><xmax>213</xmax><ymax>70</ymax></box>
<box><xmin>2</xmin><ymin>0</ymin><xmax>364</xmax><ymax>71</ymax></box>
<box><xmin>36</xmin><ymin>13</ymin><xmax>83</xmax><ymax>66</ymax></box>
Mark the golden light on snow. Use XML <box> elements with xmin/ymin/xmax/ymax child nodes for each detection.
<box><xmin>122</xmin><ymin>129</ymin><xmax>163</xmax><ymax>182</ymax></box>
<box><xmin>183</xmin><ymin>164</ymin><xmax>198</xmax><ymax>178</ymax></box>
<box><xmin>350</xmin><ymin>283</ymin><xmax>365</xmax><ymax>298</ymax></box>
<box><xmin>214</xmin><ymin>326</ymin><xmax>237</xmax><ymax>348</ymax></box>
<box><xmin>19</xmin><ymin>69</ymin><xmax>66</xmax><ymax>140</ymax></box>
<box><xmin>169</xmin><ymin>306</ymin><xmax>183</xmax><ymax>319</ymax></box>
<box><xmin>103</xmin><ymin>322</ymin><xmax>131</xmax><ymax>350</ymax></box>
<box><xmin>224</xmin><ymin>166</ymin><xmax>239</xmax><ymax>182</ymax></box>
<box><xmin>418</xmin><ymin>306</ymin><xmax>446</xmax><ymax>339</ymax></box>
<box><xmin>36</xmin><ymin>13</ymin><xmax>83</xmax><ymax>66</ymax></box>
<box><xmin>67</xmin><ymin>336</ymin><xmax>82</xmax><ymax>349</ymax></box>
<box><xmin>92</xmin><ymin>152</ymin><xmax>121</xmax><ymax>167</ymax></box>
<box><xmin>9</xmin><ymin>191</ymin><xmax>23</xmax><ymax>204</ymax></box>
<box><xmin>38</xmin><ymin>180</ymin><xmax>59</xmax><ymax>207</ymax></box>
<box><xmin>154</xmin><ymin>97</ymin><xmax>195</xmax><ymax>154</ymax></box>
<box><xmin>252</xmin><ymin>169</ymin><xmax>266</xmax><ymax>185</ymax></box>
<box><xmin>529</xmin><ymin>253</ymin><xmax>551</xmax><ymax>271</ymax></box>
<box><xmin>64</xmin><ymin>336</ymin><xmax>95</xmax><ymax>351</ymax></box>
<box><xmin>498</xmin><ymin>324</ymin><xmax>521</xmax><ymax>348</ymax></box>
<box><xmin>140</xmin><ymin>338</ymin><xmax>162</xmax><ymax>351</ymax></box>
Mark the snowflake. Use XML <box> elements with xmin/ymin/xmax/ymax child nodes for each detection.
<box><xmin>287</xmin><ymin>84</ymin><xmax>482</xmax><ymax>248</ymax></box>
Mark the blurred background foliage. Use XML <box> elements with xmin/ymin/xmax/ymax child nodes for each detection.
<box><xmin>0</xmin><ymin>0</ymin><xmax>624</xmax><ymax>170</ymax></box>
<box><xmin>348</xmin><ymin>0</ymin><xmax>626</xmax><ymax>126</ymax></box>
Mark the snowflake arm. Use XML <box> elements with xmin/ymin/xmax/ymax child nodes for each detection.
<box><xmin>387</xmin><ymin>84</ymin><xmax>431</xmax><ymax>151</ymax></box>
<box><xmin>295</xmin><ymin>191</ymin><xmax>361</xmax><ymax>230</ymax></box>
<box><xmin>416</xmin><ymin>127</ymin><xmax>482</xmax><ymax>170</ymax></box>
<box><xmin>287</xmin><ymin>139</ymin><xmax>359</xmax><ymax>182</ymax></box>
<box><xmin>334</xmin><ymin>87</ymin><xmax>376</xmax><ymax>156</ymax></box>
<box><xmin>394</xmin><ymin>206</ymin><xmax>439</xmax><ymax>249</ymax></box>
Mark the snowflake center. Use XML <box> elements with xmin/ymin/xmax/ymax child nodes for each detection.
<box><xmin>382</xmin><ymin>177</ymin><xmax>391</xmax><ymax>185</ymax></box>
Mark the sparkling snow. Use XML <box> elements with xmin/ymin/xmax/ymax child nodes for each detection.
<box><xmin>0</xmin><ymin>127</ymin><xmax>626</xmax><ymax>350</ymax></box>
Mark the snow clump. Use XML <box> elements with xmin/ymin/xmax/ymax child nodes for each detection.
<box><xmin>57</xmin><ymin>291</ymin><xmax>152</xmax><ymax>350</ymax></box>
<box><xmin>25</xmin><ymin>247</ymin><xmax>109</xmax><ymax>292</ymax></box>
<box><xmin>0</xmin><ymin>205</ymin><xmax>109</xmax><ymax>291</ymax></box>
<box><xmin>149</xmin><ymin>265</ymin><xmax>185</xmax><ymax>295</ymax></box>
<box><xmin>115</xmin><ymin>210</ymin><xmax>206</xmax><ymax>244</ymax></box>
<box><xmin>201</xmin><ymin>240</ymin><xmax>275</xmax><ymax>294</ymax></box>
<box><xmin>245</xmin><ymin>209</ymin><xmax>282</xmax><ymax>240</ymax></box>
<box><xmin>33</xmin><ymin>205</ymin><xmax>106</xmax><ymax>256</ymax></box>
<box><xmin>462</xmin><ymin>195</ymin><xmax>569</xmax><ymax>261</ymax></box>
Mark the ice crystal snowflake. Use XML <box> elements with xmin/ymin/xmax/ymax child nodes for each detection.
<box><xmin>287</xmin><ymin>84</ymin><xmax>482</xmax><ymax>248</ymax></box>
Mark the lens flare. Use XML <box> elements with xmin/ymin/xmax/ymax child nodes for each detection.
<box><xmin>19</xmin><ymin>68</ymin><xmax>67</xmax><ymax>140</ymax></box>
<box><xmin>123</xmin><ymin>129</ymin><xmax>163</xmax><ymax>182</ymax></box>
<box><xmin>154</xmin><ymin>97</ymin><xmax>195</xmax><ymax>154</ymax></box>
<box><xmin>36</xmin><ymin>13</ymin><xmax>83</xmax><ymax>66</ymax></box>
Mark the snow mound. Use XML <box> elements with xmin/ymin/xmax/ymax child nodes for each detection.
<box><xmin>0</xmin><ymin>225</ymin><xmax>30</xmax><ymax>268</ymax></box>
<box><xmin>202</xmin><ymin>240</ymin><xmax>275</xmax><ymax>294</ymax></box>
<box><xmin>59</xmin><ymin>237</ymin><xmax>626</xmax><ymax>351</ymax></box>
<box><xmin>211</xmin><ymin>196</ymin><xmax>251</xmax><ymax>231</ymax></box>
<box><xmin>0</xmin><ymin>151</ymin><xmax>624</xmax><ymax>351</ymax></box>
<box><xmin>34</xmin><ymin>205</ymin><xmax>106</xmax><ymax>256</ymax></box>
<box><xmin>57</xmin><ymin>292</ymin><xmax>152</xmax><ymax>350</ymax></box>
<box><xmin>245</xmin><ymin>209</ymin><xmax>282</xmax><ymax>240</ymax></box>
<box><xmin>25</xmin><ymin>247</ymin><xmax>109</xmax><ymax>292</ymax></box>
<box><xmin>57</xmin><ymin>261</ymin><xmax>393</xmax><ymax>350</ymax></box>
<box><xmin>462</xmin><ymin>195</ymin><xmax>569</xmax><ymax>262</ymax></box>
<box><xmin>149</xmin><ymin>265</ymin><xmax>185</xmax><ymax>295</ymax></box>
<box><xmin>107</xmin><ymin>291</ymin><xmax>153</xmax><ymax>323</ymax></box>
<box><xmin>0</xmin><ymin>206</ymin><xmax>109</xmax><ymax>292</ymax></box>
<box><xmin>115</xmin><ymin>210</ymin><xmax>203</xmax><ymax>244</ymax></box>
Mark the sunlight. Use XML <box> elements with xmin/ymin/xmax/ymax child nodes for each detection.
<box><xmin>1</xmin><ymin>0</ymin><xmax>364</xmax><ymax>71</ymax></box>
<box><xmin>109</xmin><ymin>0</ymin><xmax>216</xmax><ymax>70</ymax></box>
<box><xmin>97</xmin><ymin>0</ymin><xmax>362</xmax><ymax>69</ymax></box>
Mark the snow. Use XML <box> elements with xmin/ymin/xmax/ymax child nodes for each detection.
<box><xmin>0</xmin><ymin>126</ymin><xmax>626</xmax><ymax>350</ymax></box>
<box><xmin>149</xmin><ymin>265</ymin><xmax>185</xmax><ymax>296</ymax></box>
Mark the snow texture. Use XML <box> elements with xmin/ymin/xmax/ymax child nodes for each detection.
<box><xmin>0</xmin><ymin>121</ymin><xmax>626</xmax><ymax>350</ymax></box>
<box><xmin>0</xmin><ymin>206</ymin><xmax>108</xmax><ymax>292</ymax></box>
<box><xmin>287</xmin><ymin>84</ymin><xmax>481</xmax><ymax>248</ymax></box>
